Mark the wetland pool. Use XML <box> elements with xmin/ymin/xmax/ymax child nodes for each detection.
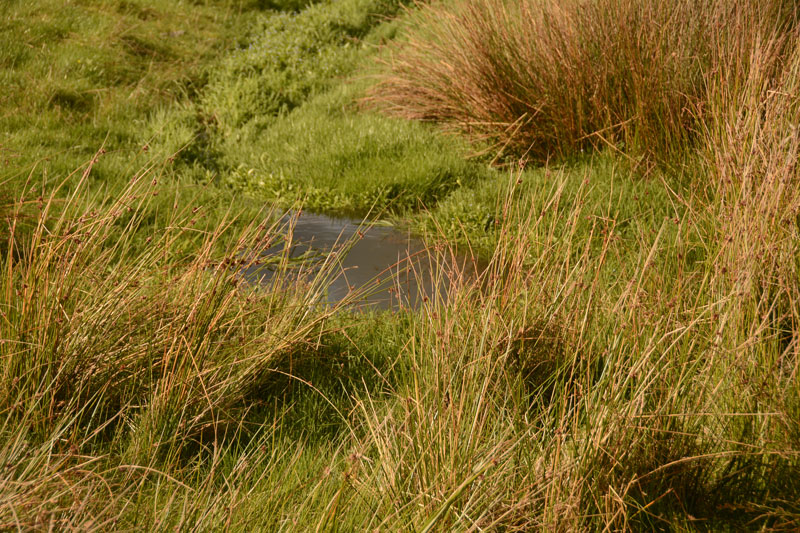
<box><xmin>241</xmin><ymin>211</ymin><xmax>478</xmax><ymax>310</ymax></box>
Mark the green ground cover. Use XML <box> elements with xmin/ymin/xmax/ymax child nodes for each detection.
<box><xmin>2</xmin><ymin>0</ymin><xmax>800</xmax><ymax>530</ymax></box>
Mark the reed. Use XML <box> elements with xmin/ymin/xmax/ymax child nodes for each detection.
<box><xmin>372</xmin><ymin>0</ymin><xmax>797</xmax><ymax>162</ymax></box>
<box><xmin>0</xmin><ymin>156</ymin><xmax>362</xmax><ymax>528</ymax></box>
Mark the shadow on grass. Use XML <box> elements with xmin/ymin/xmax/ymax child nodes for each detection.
<box><xmin>180</xmin><ymin>310</ymin><xmax>412</xmax><ymax>460</ymax></box>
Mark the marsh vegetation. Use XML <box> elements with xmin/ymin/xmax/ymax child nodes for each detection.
<box><xmin>2</xmin><ymin>0</ymin><xmax>800</xmax><ymax>529</ymax></box>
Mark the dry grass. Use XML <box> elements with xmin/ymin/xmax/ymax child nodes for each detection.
<box><xmin>3</xmin><ymin>157</ymin><xmax>800</xmax><ymax>529</ymax></box>
<box><xmin>341</xmin><ymin>165</ymin><xmax>800</xmax><ymax>529</ymax></box>
<box><xmin>0</xmin><ymin>154</ymin><xmax>365</xmax><ymax>528</ymax></box>
<box><xmin>372</xmin><ymin>0</ymin><xmax>797</xmax><ymax>162</ymax></box>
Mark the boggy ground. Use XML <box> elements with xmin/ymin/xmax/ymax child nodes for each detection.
<box><xmin>2</xmin><ymin>0</ymin><xmax>800</xmax><ymax>530</ymax></box>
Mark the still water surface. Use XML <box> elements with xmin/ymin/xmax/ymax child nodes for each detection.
<box><xmin>241</xmin><ymin>211</ymin><xmax>471</xmax><ymax>310</ymax></box>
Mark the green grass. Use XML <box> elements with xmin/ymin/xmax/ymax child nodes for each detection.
<box><xmin>152</xmin><ymin>0</ymin><xmax>490</xmax><ymax>215</ymax></box>
<box><xmin>2</xmin><ymin>0</ymin><xmax>800</xmax><ymax>530</ymax></box>
<box><xmin>221</xmin><ymin>89</ymin><xmax>490</xmax><ymax>215</ymax></box>
<box><xmin>0</xmin><ymin>0</ymin><xmax>278</xmax><ymax>253</ymax></box>
<box><xmin>1</xmin><ymin>0</ymin><xmax>254</xmax><ymax>174</ymax></box>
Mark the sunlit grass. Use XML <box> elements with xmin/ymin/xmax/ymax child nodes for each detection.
<box><xmin>2</xmin><ymin>0</ymin><xmax>800</xmax><ymax>529</ymax></box>
<box><xmin>372</xmin><ymin>0</ymin><xmax>796</xmax><ymax>163</ymax></box>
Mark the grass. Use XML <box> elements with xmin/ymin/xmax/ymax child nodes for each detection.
<box><xmin>372</xmin><ymin>0</ymin><xmax>797</xmax><ymax>163</ymax></box>
<box><xmin>221</xmin><ymin>91</ymin><xmax>490</xmax><ymax>215</ymax></box>
<box><xmin>2</xmin><ymin>0</ymin><xmax>800</xmax><ymax>530</ymax></box>
<box><xmin>175</xmin><ymin>0</ymin><xmax>491</xmax><ymax>215</ymax></box>
<box><xmin>1</xmin><ymin>0</ymin><xmax>253</xmax><ymax>176</ymax></box>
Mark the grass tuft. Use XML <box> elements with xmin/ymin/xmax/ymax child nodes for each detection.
<box><xmin>372</xmin><ymin>0</ymin><xmax>798</xmax><ymax>163</ymax></box>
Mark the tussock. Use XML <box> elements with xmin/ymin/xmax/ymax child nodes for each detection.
<box><xmin>373</xmin><ymin>0</ymin><xmax>797</xmax><ymax>162</ymax></box>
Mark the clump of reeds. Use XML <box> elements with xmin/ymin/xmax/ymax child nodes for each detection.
<box><xmin>372</xmin><ymin>0</ymin><xmax>796</xmax><ymax>162</ymax></box>
<box><xmin>0</xmin><ymin>155</ymin><xmax>358</xmax><ymax>528</ymax></box>
<box><xmin>344</xmin><ymin>165</ymin><xmax>800</xmax><ymax>529</ymax></box>
<box><xmin>703</xmin><ymin>21</ymin><xmax>800</xmax><ymax>306</ymax></box>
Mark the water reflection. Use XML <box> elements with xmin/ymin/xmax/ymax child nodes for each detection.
<box><xmin>241</xmin><ymin>211</ymin><xmax>476</xmax><ymax>310</ymax></box>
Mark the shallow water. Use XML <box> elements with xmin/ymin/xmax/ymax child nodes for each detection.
<box><xmin>241</xmin><ymin>211</ymin><xmax>474</xmax><ymax>310</ymax></box>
